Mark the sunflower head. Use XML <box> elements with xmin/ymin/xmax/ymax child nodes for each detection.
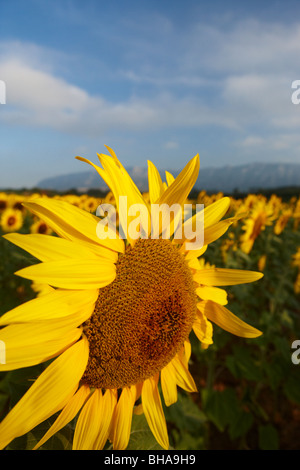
<box><xmin>0</xmin><ymin>146</ymin><xmax>263</xmax><ymax>451</ymax></box>
<box><xmin>0</xmin><ymin>208</ymin><xmax>23</xmax><ymax>232</ymax></box>
<box><xmin>30</xmin><ymin>219</ymin><xmax>53</xmax><ymax>235</ymax></box>
<box><xmin>82</xmin><ymin>237</ymin><xmax>197</xmax><ymax>390</ymax></box>
<box><xmin>0</xmin><ymin>192</ymin><xmax>8</xmax><ymax>213</ymax></box>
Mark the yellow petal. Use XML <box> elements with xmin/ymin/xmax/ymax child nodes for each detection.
<box><xmin>193</xmin><ymin>310</ymin><xmax>213</xmax><ymax>347</ymax></box>
<box><xmin>0</xmin><ymin>337</ymin><xmax>89</xmax><ymax>450</ymax></box>
<box><xmin>3</xmin><ymin>233</ymin><xmax>117</xmax><ymax>263</ymax></box>
<box><xmin>180</xmin><ymin>205</ymin><xmax>242</xmax><ymax>253</ymax></box>
<box><xmin>180</xmin><ymin>215</ymin><xmax>237</xmax><ymax>252</ymax></box>
<box><xmin>97</xmin><ymin>152</ymin><xmax>151</xmax><ymax>244</ymax></box>
<box><xmin>196</xmin><ymin>285</ymin><xmax>228</xmax><ymax>305</ymax></box>
<box><xmin>141</xmin><ymin>374</ymin><xmax>169</xmax><ymax>450</ymax></box>
<box><xmin>103</xmin><ymin>145</ymin><xmax>120</xmax><ymax>162</ymax></box>
<box><xmin>165</xmin><ymin>171</ymin><xmax>175</xmax><ymax>187</ymax></box>
<box><xmin>0</xmin><ymin>288</ymin><xmax>98</xmax><ymax>325</ymax></box>
<box><xmin>0</xmin><ymin>321</ymin><xmax>82</xmax><ymax>371</ymax></box>
<box><xmin>203</xmin><ymin>197</ymin><xmax>230</xmax><ymax>227</ymax></box>
<box><xmin>178</xmin><ymin>197</ymin><xmax>230</xmax><ymax>243</ymax></box>
<box><xmin>94</xmin><ymin>389</ymin><xmax>117</xmax><ymax>450</ymax></box>
<box><xmin>148</xmin><ymin>160</ymin><xmax>164</xmax><ymax>204</ymax></box>
<box><xmin>15</xmin><ymin>258</ymin><xmax>116</xmax><ymax>290</ymax></box>
<box><xmin>150</xmin><ymin>155</ymin><xmax>199</xmax><ymax>239</ymax></box>
<box><xmin>184</xmin><ymin>244</ymin><xmax>207</xmax><ymax>260</ymax></box>
<box><xmin>193</xmin><ymin>267</ymin><xmax>263</xmax><ymax>286</ymax></box>
<box><xmin>170</xmin><ymin>354</ymin><xmax>198</xmax><ymax>393</ymax></box>
<box><xmin>39</xmin><ymin>307</ymin><xmax>95</xmax><ymax>331</ymax></box>
<box><xmin>197</xmin><ymin>300</ymin><xmax>262</xmax><ymax>338</ymax></box>
<box><xmin>157</xmin><ymin>154</ymin><xmax>199</xmax><ymax>208</ymax></box>
<box><xmin>183</xmin><ymin>340</ymin><xmax>192</xmax><ymax>365</ymax></box>
<box><xmin>73</xmin><ymin>389</ymin><xmax>103</xmax><ymax>450</ymax></box>
<box><xmin>24</xmin><ymin>197</ymin><xmax>124</xmax><ymax>254</ymax></box>
<box><xmin>204</xmin><ymin>216</ymin><xmax>239</xmax><ymax>245</ymax></box>
<box><xmin>187</xmin><ymin>257</ymin><xmax>204</xmax><ymax>271</ymax></box>
<box><xmin>75</xmin><ymin>156</ymin><xmax>109</xmax><ymax>186</ymax></box>
<box><xmin>112</xmin><ymin>386</ymin><xmax>136</xmax><ymax>450</ymax></box>
<box><xmin>160</xmin><ymin>364</ymin><xmax>178</xmax><ymax>407</ymax></box>
<box><xmin>33</xmin><ymin>385</ymin><xmax>91</xmax><ymax>450</ymax></box>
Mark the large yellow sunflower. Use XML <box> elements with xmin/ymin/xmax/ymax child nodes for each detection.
<box><xmin>0</xmin><ymin>147</ymin><xmax>263</xmax><ymax>450</ymax></box>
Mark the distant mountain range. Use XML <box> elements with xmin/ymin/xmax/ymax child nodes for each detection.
<box><xmin>37</xmin><ymin>162</ymin><xmax>300</xmax><ymax>194</ymax></box>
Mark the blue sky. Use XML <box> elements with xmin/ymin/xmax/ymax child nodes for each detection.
<box><xmin>1</xmin><ymin>0</ymin><xmax>300</xmax><ymax>188</ymax></box>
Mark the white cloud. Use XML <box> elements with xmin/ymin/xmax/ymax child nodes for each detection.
<box><xmin>1</xmin><ymin>58</ymin><xmax>89</xmax><ymax>111</ymax></box>
<box><xmin>0</xmin><ymin>50</ymin><xmax>237</xmax><ymax>135</ymax></box>
<box><xmin>237</xmin><ymin>136</ymin><xmax>265</xmax><ymax>148</ymax></box>
<box><xmin>223</xmin><ymin>73</ymin><xmax>300</xmax><ymax>132</ymax></box>
<box><xmin>1</xmin><ymin>16</ymin><xmax>300</xmax><ymax>140</ymax></box>
<box><xmin>119</xmin><ymin>18</ymin><xmax>300</xmax><ymax>135</ymax></box>
<box><xmin>234</xmin><ymin>132</ymin><xmax>300</xmax><ymax>163</ymax></box>
<box><xmin>175</xmin><ymin>19</ymin><xmax>300</xmax><ymax>77</ymax></box>
<box><xmin>163</xmin><ymin>141</ymin><xmax>179</xmax><ymax>150</ymax></box>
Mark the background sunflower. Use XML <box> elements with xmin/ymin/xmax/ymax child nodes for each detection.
<box><xmin>0</xmin><ymin>150</ymin><xmax>299</xmax><ymax>450</ymax></box>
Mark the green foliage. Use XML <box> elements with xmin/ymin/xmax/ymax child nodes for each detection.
<box><xmin>198</xmin><ymin>215</ymin><xmax>300</xmax><ymax>450</ymax></box>
<box><xmin>0</xmin><ymin>194</ymin><xmax>300</xmax><ymax>450</ymax></box>
<box><xmin>126</xmin><ymin>414</ymin><xmax>164</xmax><ymax>451</ymax></box>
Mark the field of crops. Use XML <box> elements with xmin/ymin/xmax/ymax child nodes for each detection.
<box><xmin>0</xmin><ymin>188</ymin><xmax>299</xmax><ymax>450</ymax></box>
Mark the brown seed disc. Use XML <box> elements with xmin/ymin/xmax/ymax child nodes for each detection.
<box><xmin>81</xmin><ymin>238</ymin><xmax>197</xmax><ymax>389</ymax></box>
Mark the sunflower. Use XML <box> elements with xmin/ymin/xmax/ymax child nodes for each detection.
<box><xmin>0</xmin><ymin>208</ymin><xmax>23</xmax><ymax>233</ymax></box>
<box><xmin>274</xmin><ymin>207</ymin><xmax>292</xmax><ymax>235</ymax></box>
<box><xmin>0</xmin><ymin>192</ymin><xmax>8</xmax><ymax>213</ymax></box>
<box><xmin>82</xmin><ymin>196</ymin><xmax>102</xmax><ymax>214</ymax></box>
<box><xmin>30</xmin><ymin>219</ymin><xmax>53</xmax><ymax>235</ymax></box>
<box><xmin>0</xmin><ymin>147</ymin><xmax>263</xmax><ymax>450</ymax></box>
<box><xmin>292</xmin><ymin>248</ymin><xmax>300</xmax><ymax>295</ymax></box>
<box><xmin>239</xmin><ymin>200</ymin><xmax>275</xmax><ymax>254</ymax></box>
<box><xmin>9</xmin><ymin>194</ymin><xmax>27</xmax><ymax>213</ymax></box>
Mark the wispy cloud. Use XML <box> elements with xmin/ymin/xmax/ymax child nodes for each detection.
<box><xmin>0</xmin><ymin>43</ymin><xmax>238</xmax><ymax>135</ymax></box>
<box><xmin>1</xmin><ymin>10</ymin><xmax>300</xmax><ymax>187</ymax></box>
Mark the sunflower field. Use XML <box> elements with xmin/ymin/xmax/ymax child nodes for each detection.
<box><xmin>0</xmin><ymin>187</ymin><xmax>299</xmax><ymax>450</ymax></box>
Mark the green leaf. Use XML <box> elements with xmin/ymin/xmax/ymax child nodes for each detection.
<box><xmin>164</xmin><ymin>391</ymin><xmax>206</xmax><ymax>450</ymax></box>
<box><xmin>126</xmin><ymin>413</ymin><xmax>163</xmax><ymax>450</ymax></box>
<box><xmin>228</xmin><ymin>409</ymin><xmax>253</xmax><ymax>441</ymax></box>
<box><xmin>26</xmin><ymin>419</ymin><xmax>73</xmax><ymax>450</ymax></box>
<box><xmin>225</xmin><ymin>346</ymin><xmax>263</xmax><ymax>382</ymax></box>
<box><xmin>258</xmin><ymin>424</ymin><xmax>279</xmax><ymax>450</ymax></box>
<box><xmin>283</xmin><ymin>369</ymin><xmax>300</xmax><ymax>406</ymax></box>
<box><xmin>202</xmin><ymin>388</ymin><xmax>239</xmax><ymax>432</ymax></box>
